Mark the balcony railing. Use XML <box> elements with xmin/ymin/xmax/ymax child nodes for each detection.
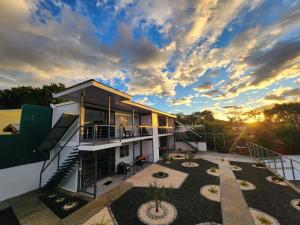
<box><xmin>158</xmin><ymin>126</ymin><xmax>174</xmax><ymax>134</ymax></box>
<box><xmin>80</xmin><ymin>124</ymin><xmax>153</xmax><ymax>145</ymax></box>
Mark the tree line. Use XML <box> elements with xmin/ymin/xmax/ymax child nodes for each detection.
<box><xmin>0</xmin><ymin>83</ymin><xmax>65</xmax><ymax>109</ymax></box>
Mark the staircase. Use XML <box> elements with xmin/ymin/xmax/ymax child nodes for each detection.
<box><xmin>43</xmin><ymin>147</ymin><xmax>80</xmax><ymax>190</ymax></box>
<box><xmin>38</xmin><ymin>114</ymin><xmax>81</xmax><ymax>190</ymax></box>
<box><xmin>175</xmin><ymin>121</ymin><xmax>203</xmax><ymax>152</ymax></box>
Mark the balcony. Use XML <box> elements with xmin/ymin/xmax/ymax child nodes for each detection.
<box><xmin>79</xmin><ymin>124</ymin><xmax>153</xmax><ymax>145</ymax></box>
<box><xmin>158</xmin><ymin>126</ymin><xmax>174</xmax><ymax>135</ymax></box>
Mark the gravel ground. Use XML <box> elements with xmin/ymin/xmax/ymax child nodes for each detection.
<box><xmin>231</xmin><ymin>161</ymin><xmax>300</xmax><ymax>225</ymax></box>
<box><xmin>110</xmin><ymin>159</ymin><xmax>222</xmax><ymax>225</ymax></box>
<box><xmin>0</xmin><ymin>207</ymin><xmax>20</xmax><ymax>225</ymax></box>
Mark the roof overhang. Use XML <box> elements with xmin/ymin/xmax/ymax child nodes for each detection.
<box><xmin>53</xmin><ymin>79</ymin><xmax>132</xmax><ymax>101</ymax></box>
<box><xmin>122</xmin><ymin>100</ymin><xmax>176</xmax><ymax>118</ymax></box>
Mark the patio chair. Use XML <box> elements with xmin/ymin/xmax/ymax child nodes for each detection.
<box><xmin>122</xmin><ymin>126</ymin><xmax>134</xmax><ymax>138</ymax></box>
<box><xmin>141</xmin><ymin>127</ymin><xmax>150</xmax><ymax>136</ymax></box>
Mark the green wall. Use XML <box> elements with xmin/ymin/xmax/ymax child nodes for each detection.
<box><xmin>0</xmin><ymin>104</ymin><xmax>52</xmax><ymax>169</ymax></box>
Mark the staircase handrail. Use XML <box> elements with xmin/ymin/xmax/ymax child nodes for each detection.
<box><xmin>39</xmin><ymin>121</ymin><xmax>81</xmax><ymax>188</ymax></box>
<box><xmin>175</xmin><ymin>120</ymin><xmax>203</xmax><ymax>140</ymax></box>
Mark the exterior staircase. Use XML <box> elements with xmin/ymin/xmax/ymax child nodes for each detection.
<box><xmin>43</xmin><ymin>147</ymin><xmax>80</xmax><ymax>190</ymax></box>
<box><xmin>38</xmin><ymin>113</ymin><xmax>81</xmax><ymax>190</ymax></box>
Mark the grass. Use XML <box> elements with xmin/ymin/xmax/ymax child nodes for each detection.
<box><xmin>210</xmin><ymin>168</ymin><xmax>217</xmax><ymax>173</ymax></box>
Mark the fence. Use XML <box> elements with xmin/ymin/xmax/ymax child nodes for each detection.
<box><xmin>247</xmin><ymin>142</ymin><xmax>300</xmax><ymax>187</ymax></box>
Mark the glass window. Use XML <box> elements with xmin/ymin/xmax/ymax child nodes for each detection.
<box><xmin>120</xmin><ymin>145</ymin><xmax>129</xmax><ymax>158</ymax></box>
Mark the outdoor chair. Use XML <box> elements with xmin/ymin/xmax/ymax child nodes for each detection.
<box><xmin>122</xmin><ymin>126</ymin><xmax>134</xmax><ymax>138</ymax></box>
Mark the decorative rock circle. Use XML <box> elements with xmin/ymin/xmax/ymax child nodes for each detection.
<box><xmin>237</xmin><ymin>180</ymin><xmax>256</xmax><ymax>191</ymax></box>
<box><xmin>252</xmin><ymin>164</ymin><xmax>266</xmax><ymax>169</ymax></box>
<box><xmin>290</xmin><ymin>199</ymin><xmax>300</xmax><ymax>211</ymax></box>
<box><xmin>173</xmin><ymin>154</ymin><xmax>186</xmax><ymax>160</ymax></box>
<box><xmin>230</xmin><ymin>165</ymin><xmax>242</xmax><ymax>171</ymax></box>
<box><xmin>48</xmin><ymin>194</ymin><xmax>57</xmax><ymax>199</ymax></box>
<box><xmin>137</xmin><ymin>201</ymin><xmax>177</xmax><ymax>225</ymax></box>
<box><xmin>196</xmin><ymin>223</ymin><xmax>222</xmax><ymax>225</ymax></box>
<box><xmin>152</xmin><ymin>171</ymin><xmax>169</xmax><ymax>179</ymax></box>
<box><xmin>181</xmin><ymin>162</ymin><xmax>199</xmax><ymax>167</ymax></box>
<box><xmin>200</xmin><ymin>185</ymin><xmax>220</xmax><ymax>202</ymax></box>
<box><xmin>206</xmin><ymin>168</ymin><xmax>220</xmax><ymax>177</ymax></box>
<box><xmin>55</xmin><ymin>197</ymin><xmax>66</xmax><ymax>203</ymax></box>
<box><xmin>165</xmin><ymin>161</ymin><xmax>171</xmax><ymax>164</ymax></box>
<box><xmin>250</xmin><ymin>208</ymin><xmax>280</xmax><ymax>225</ymax></box>
<box><xmin>62</xmin><ymin>201</ymin><xmax>78</xmax><ymax>211</ymax></box>
<box><xmin>266</xmin><ymin>176</ymin><xmax>287</xmax><ymax>186</ymax></box>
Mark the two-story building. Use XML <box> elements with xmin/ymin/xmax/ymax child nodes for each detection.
<box><xmin>39</xmin><ymin>79</ymin><xmax>176</xmax><ymax>197</ymax></box>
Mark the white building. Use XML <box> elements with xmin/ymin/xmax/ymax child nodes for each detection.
<box><xmin>40</xmin><ymin>79</ymin><xmax>176</xmax><ymax>197</ymax></box>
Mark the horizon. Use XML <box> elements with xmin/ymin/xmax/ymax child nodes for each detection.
<box><xmin>0</xmin><ymin>0</ymin><xmax>300</xmax><ymax>120</ymax></box>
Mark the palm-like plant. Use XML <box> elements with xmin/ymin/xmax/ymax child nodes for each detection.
<box><xmin>146</xmin><ymin>180</ymin><xmax>171</xmax><ymax>213</ymax></box>
<box><xmin>186</xmin><ymin>152</ymin><xmax>194</xmax><ymax>164</ymax></box>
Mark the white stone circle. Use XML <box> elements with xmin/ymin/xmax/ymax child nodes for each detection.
<box><xmin>250</xmin><ymin>208</ymin><xmax>280</xmax><ymax>225</ymax></box>
<box><xmin>266</xmin><ymin>176</ymin><xmax>288</xmax><ymax>186</ymax></box>
<box><xmin>237</xmin><ymin>180</ymin><xmax>256</xmax><ymax>190</ymax></box>
<box><xmin>55</xmin><ymin>197</ymin><xmax>66</xmax><ymax>203</ymax></box>
<box><xmin>206</xmin><ymin>168</ymin><xmax>220</xmax><ymax>177</ymax></box>
<box><xmin>181</xmin><ymin>162</ymin><xmax>199</xmax><ymax>167</ymax></box>
<box><xmin>62</xmin><ymin>201</ymin><xmax>78</xmax><ymax>211</ymax></box>
<box><xmin>290</xmin><ymin>199</ymin><xmax>300</xmax><ymax>211</ymax></box>
<box><xmin>137</xmin><ymin>200</ymin><xmax>177</xmax><ymax>225</ymax></box>
<box><xmin>252</xmin><ymin>164</ymin><xmax>266</xmax><ymax>169</ymax></box>
<box><xmin>200</xmin><ymin>185</ymin><xmax>220</xmax><ymax>202</ymax></box>
<box><xmin>230</xmin><ymin>165</ymin><xmax>242</xmax><ymax>171</ymax></box>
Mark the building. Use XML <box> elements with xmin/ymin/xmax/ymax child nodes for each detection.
<box><xmin>39</xmin><ymin>79</ymin><xmax>176</xmax><ymax>197</ymax></box>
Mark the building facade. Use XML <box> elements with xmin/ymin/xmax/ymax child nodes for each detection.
<box><xmin>40</xmin><ymin>79</ymin><xmax>176</xmax><ymax>197</ymax></box>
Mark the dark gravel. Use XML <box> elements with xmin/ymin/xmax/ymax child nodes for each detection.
<box><xmin>231</xmin><ymin>161</ymin><xmax>300</xmax><ymax>225</ymax></box>
<box><xmin>111</xmin><ymin>159</ymin><xmax>222</xmax><ymax>225</ymax></box>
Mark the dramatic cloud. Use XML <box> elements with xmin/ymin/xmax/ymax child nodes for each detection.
<box><xmin>167</xmin><ymin>96</ymin><xmax>193</xmax><ymax>106</ymax></box>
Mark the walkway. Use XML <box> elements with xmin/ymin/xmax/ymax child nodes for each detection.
<box><xmin>218</xmin><ymin>160</ymin><xmax>255</xmax><ymax>225</ymax></box>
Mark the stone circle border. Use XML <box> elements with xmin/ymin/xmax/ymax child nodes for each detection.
<box><xmin>181</xmin><ymin>162</ymin><xmax>199</xmax><ymax>167</ymax></box>
<box><xmin>249</xmin><ymin>208</ymin><xmax>280</xmax><ymax>225</ymax></box>
<box><xmin>266</xmin><ymin>176</ymin><xmax>287</xmax><ymax>186</ymax></box>
<box><xmin>237</xmin><ymin>179</ymin><xmax>256</xmax><ymax>191</ymax></box>
<box><xmin>200</xmin><ymin>185</ymin><xmax>220</xmax><ymax>202</ymax></box>
<box><xmin>137</xmin><ymin>200</ymin><xmax>177</xmax><ymax>225</ymax></box>
<box><xmin>206</xmin><ymin>168</ymin><xmax>220</xmax><ymax>177</ymax></box>
<box><xmin>152</xmin><ymin>171</ymin><xmax>169</xmax><ymax>179</ymax></box>
<box><xmin>290</xmin><ymin>199</ymin><xmax>300</xmax><ymax>211</ymax></box>
<box><xmin>252</xmin><ymin>164</ymin><xmax>266</xmax><ymax>169</ymax></box>
<box><xmin>196</xmin><ymin>223</ymin><xmax>222</xmax><ymax>225</ymax></box>
<box><xmin>230</xmin><ymin>165</ymin><xmax>242</xmax><ymax>171</ymax></box>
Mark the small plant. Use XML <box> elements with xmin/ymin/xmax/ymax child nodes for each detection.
<box><xmin>272</xmin><ymin>175</ymin><xmax>284</xmax><ymax>182</ymax></box>
<box><xmin>186</xmin><ymin>152</ymin><xmax>194</xmax><ymax>163</ymax></box>
<box><xmin>162</xmin><ymin>153</ymin><xmax>169</xmax><ymax>162</ymax></box>
<box><xmin>208</xmin><ymin>185</ymin><xmax>218</xmax><ymax>194</ymax></box>
<box><xmin>210</xmin><ymin>168</ymin><xmax>217</xmax><ymax>173</ymax></box>
<box><xmin>220</xmin><ymin>157</ymin><xmax>225</xmax><ymax>162</ymax></box>
<box><xmin>146</xmin><ymin>180</ymin><xmax>171</xmax><ymax>213</ymax></box>
<box><xmin>257</xmin><ymin>214</ymin><xmax>272</xmax><ymax>225</ymax></box>
<box><xmin>297</xmin><ymin>200</ymin><xmax>300</xmax><ymax>207</ymax></box>
<box><xmin>240</xmin><ymin>181</ymin><xmax>249</xmax><ymax>187</ymax></box>
<box><xmin>178</xmin><ymin>148</ymin><xmax>182</xmax><ymax>152</ymax></box>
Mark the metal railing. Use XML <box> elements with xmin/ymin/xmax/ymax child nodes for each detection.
<box><xmin>123</xmin><ymin>154</ymin><xmax>154</xmax><ymax>180</ymax></box>
<box><xmin>158</xmin><ymin>126</ymin><xmax>175</xmax><ymax>134</ymax></box>
<box><xmin>80</xmin><ymin>124</ymin><xmax>153</xmax><ymax>145</ymax></box>
<box><xmin>247</xmin><ymin>142</ymin><xmax>300</xmax><ymax>186</ymax></box>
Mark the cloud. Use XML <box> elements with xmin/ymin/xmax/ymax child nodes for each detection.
<box><xmin>167</xmin><ymin>95</ymin><xmax>193</xmax><ymax>106</ymax></box>
<box><xmin>193</xmin><ymin>82</ymin><xmax>213</xmax><ymax>93</ymax></box>
<box><xmin>264</xmin><ymin>87</ymin><xmax>300</xmax><ymax>102</ymax></box>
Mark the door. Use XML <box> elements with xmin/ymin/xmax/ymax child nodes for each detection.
<box><xmin>97</xmin><ymin>148</ymin><xmax>115</xmax><ymax>180</ymax></box>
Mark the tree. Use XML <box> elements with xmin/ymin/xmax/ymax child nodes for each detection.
<box><xmin>146</xmin><ymin>180</ymin><xmax>171</xmax><ymax>212</ymax></box>
<box><xmin>0</xmin><ymin>83</ymin><xmax>66</xmax><ymax>109</ymax></box>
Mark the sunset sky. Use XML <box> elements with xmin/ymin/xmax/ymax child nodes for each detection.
<box><xmin>0</xmin><ymin>0</ymin><xmax>300</xmax><ymax>119</ymax></box>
